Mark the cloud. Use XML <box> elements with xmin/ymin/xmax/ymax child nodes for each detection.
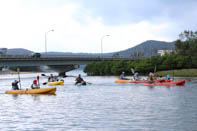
<box><xmin>0</xmin><ymin>0</ymin><xmax>196</xmax><ymax>53</ymax></box>
<box><xmin>72</xmin><ymin>0</ymin><xmax>197</xmax><ymax>26</ymax></box>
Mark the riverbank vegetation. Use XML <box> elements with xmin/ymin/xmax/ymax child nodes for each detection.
<box><xmin>156</xmin><ymin>69</ymin><xmax>197</xmax><ymax>77</ymax></box>
<box><xmin>84</xmin><ymin>30</ymin><xmax>197</xmax><ymax>76</ymax></box>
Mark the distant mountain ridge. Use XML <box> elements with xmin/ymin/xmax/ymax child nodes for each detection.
<box><xmin>7</xmin><ymin>48</ymin><xmax>33</xmax><ymax>55</ymax></box>
<box><xmin>109</xmin><ymin>40</ymin><xmax>175</xmax><ymax>57</ymax></box>
<box><xmin>6</xmin><ymin>40</ymin><xmax>175</xmax><ymax>57</ymax></box>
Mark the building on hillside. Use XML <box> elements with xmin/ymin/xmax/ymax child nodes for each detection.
<box><xmin>157</xmin><ymin>50</ymin><xmax>173</xmax><ymax>56</ymax></box>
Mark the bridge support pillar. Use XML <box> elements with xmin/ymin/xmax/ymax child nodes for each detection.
<box><xmin>58</xmin><ymin>72</ymin><xmax>67</xmax><ymax>77</ymax></box>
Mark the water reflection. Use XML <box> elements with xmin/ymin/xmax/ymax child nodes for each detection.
<box><xmin>11</xmin><ymin>94</ymin><xmax>19</xmax><ymax>100</ymax></box>
<box><xmin>9</xmin><ymin>93</ymin><xmax>56</xmax><ymax>101</ymax></box>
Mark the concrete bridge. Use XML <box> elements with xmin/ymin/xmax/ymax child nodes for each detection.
<box><xmin>0</xmin><ymin>54</ymin><xmax>135</xmax><ymax>75</ymax></box>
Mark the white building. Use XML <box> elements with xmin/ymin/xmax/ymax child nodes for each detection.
<box><xmin>158</xmin><ymin>50</ymin><xmax>173</xmax><ymax>56</ymax></box>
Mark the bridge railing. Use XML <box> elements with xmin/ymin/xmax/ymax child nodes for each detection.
<box><xmin>41</xmin><ymin>54</ymin><xmax>135</xmax><ymax>60</ymax></box>
<box><xmin>0</xmin><ymin>54</ymin><xmax>135</xmax><ymax>60</ymax></box>
<box><xmin>0</xmin><ymin>54</ymin><xmax>30</xmax><ymax>58</ymax></box>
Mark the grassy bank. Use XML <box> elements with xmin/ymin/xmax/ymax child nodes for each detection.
<box><xmin>156</xmin><ymin>69</ymin><xmax>197</xmax><ymax>77</ymax></box>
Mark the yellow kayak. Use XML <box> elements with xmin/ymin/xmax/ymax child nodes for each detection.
<box><xmin>5</xmin><ymin>87</ymin><xmax>56</xmax><ymax>94</ymax></box>
<box><xmin>47</xmin><ymin>80</ymin><xmax>64</xmax><ymax>85</ymax></box>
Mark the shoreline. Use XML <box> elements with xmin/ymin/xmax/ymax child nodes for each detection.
<box><xmin>85</xmin><ymin>69</ymin><xmax>197</xmax><ymax>77</ymax></box>
<box><xmin>1</xmin><ymin>69</ymin><xmax>197</xmax><ymax>77</ymax></box>
<box><xmin>0</xmin><ymin>71</ymin><xmax>36</xmax><ymax>75</ymax></box>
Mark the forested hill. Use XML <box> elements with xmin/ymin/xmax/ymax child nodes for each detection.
<box><xmin>108</xmin><ymin>40</ymin><xmax>175</xmax><ymax>57</ymax></box>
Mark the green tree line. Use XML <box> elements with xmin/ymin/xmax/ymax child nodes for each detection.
<box><xmin>84</xmin><ymin>30</ymin><xmax>197</xmax><ymax>76</ymax></box>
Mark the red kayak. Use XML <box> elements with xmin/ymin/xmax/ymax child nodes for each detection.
<box><xmin>144</xmin><ymin>80</ymin><xmax>186</xmax><ymax>86</ymax></box>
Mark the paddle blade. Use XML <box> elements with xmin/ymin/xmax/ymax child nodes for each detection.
<box><xmin>131</xmin><ymin>68</ymin><xmax>135</xmax><ymax>74</ymax></box>
<box><xmin>43</xmin><ymin>82</ymin><xmax>48</xmax><ymax>85</ymax></box>
<box><xmin>87</xmin><ymin>82</ymin><xmax>92</xmax><ymax>85</ymax></box>
<box><xmin>41</xmin><ymin>74</ymin><xmax>46</xmax><ymax>76</ymax></box>
<box><xmin>37</xmin><ymin>75</ymin><xmax>40</xmax><ymax>80</ymax></box>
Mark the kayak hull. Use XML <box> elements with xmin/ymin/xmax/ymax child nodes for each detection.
<box><xmin>115</xmin><ymin>78</ymin><xmax>130</xmax><ymax>83</ymax></box>
<box><xmin>144</xmin><ymin>80</ymin><xmax>186</xmax><ymax>86</ymax></box>
<box><xmin>115</xmin><ymin>78</ymin><xmax>165</xmax><ymax>83</ymax></box>
<box><xmin>47</xmin><ymin>80</ymin><xmax>64</xmax><ymax>85</ymax></box>
<box><xmin>5</xmin><ymin>87</ymin><xmax>56</xmax><ymax>94</ymax></box>
<box><xmin>76</xmin><ymin>82</ymin><xmax>86</xmax><ymax>86</ymax></box>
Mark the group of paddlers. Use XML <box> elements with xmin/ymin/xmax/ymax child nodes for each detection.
<box><xmin>11</xmin><ymin>73</ymin><xmax>87</xmax><ymax>90</ymax></box>
<box><xmin>119</xmin><ymin>71</ymin><xmax>171</xmax><ymax>82</ymax></box>
<box><xmin>12</xmin><ymin>76</ymin><xmax>40</xmax><ymax>90</ymax></box>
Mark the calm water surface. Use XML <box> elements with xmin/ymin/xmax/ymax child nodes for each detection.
<box><xmin>0</xmin><ymin>70</ymin><xmax>197</xmax><ymax>131</ymax></box>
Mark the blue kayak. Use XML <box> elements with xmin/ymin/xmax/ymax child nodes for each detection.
<box><xmin>76</xmin><ymin>82</ymin><xmax>87</xmax><ymax>86</ymax></box>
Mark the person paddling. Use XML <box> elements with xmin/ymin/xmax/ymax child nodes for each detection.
<box><xmin>75</xmin><ymin>74</ymin><xmax>86</xmax><ymax>85</ymax></box>
<box><xmin>148</xmin><ymin>72</ymin><xmax>154</xmax><ymax>83</ymax></box>
<box><xmin>48</xmin><ymin>74</ymin><xmax>55</xmax><ymax>82</ymax></box>
<box><xmin>48</xmin><ymin>74</ymin><xmax>59</xmax><ymax>82</ymax></box>
<box><xmin>133</xmin><ymin>72</ymin><xmax>139</xmax><ymax>80</ymax></box>
<box><xmin>120</xmin><ymin>72</ymin><xmax>129</xmax><ymax>80</ymax></box>
<box><xmin>12</xmin><ymin>80</ymin><xmax>20</xmax><ymax>90</ymax></box>
<box><xmin>31</xmin><ymin>80</ymin><xmax>40</xmax><ymax>89</ymax></box>
<box><xmin>166</xmin><ymin>74</ymin><xmax>171</xmax><ymax>82</ymax></box>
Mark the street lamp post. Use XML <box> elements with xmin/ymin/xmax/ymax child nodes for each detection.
<box><xmin>45</xmin><ymin>29</ymin><xmax>54</xmax><ymax>54</ymax></box>
<box><xmin>101</xmin><ymin>35</ymin><xmax>110</xmax><ymax>57</ymax></box>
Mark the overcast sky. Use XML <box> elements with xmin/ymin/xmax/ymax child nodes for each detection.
<box><xmin>0</xmin><ymin>0</ymin><xmax>197</xmax><ymax>53</ymax></box>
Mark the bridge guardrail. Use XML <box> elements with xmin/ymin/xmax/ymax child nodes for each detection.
<box><xmin>41</xmin><ymin>54</ymin><xmax>134</xmax><ymax>59</ymax></box>
<box><xmin>0</xmin><ymin>54</ymin><xmax>30</xmax><ymax>58</ymax></box>
<box><xmin>0</xmin><ymin>54</ymin><xmax>135</xmax><ymax>60</ymax></box>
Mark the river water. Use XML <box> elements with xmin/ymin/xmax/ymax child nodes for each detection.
<box><xmin>0</xmin><ymin>69</ymin><xmax>197</xmax><ymax>131</ymax></box>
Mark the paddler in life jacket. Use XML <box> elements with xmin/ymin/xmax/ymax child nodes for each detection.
<box><xmin>12</xmin><ymin>80</ymin><xmax>20</xmax><ymax>90</ymax></box>
<box><xmin>166</xmin><ymin>74</ymin><xmax>171</xmax><ymax>82</ymax></box>
<box><xmin>31</xmin><ymin>80</ymin><xmax>40</xmax><ymax>89</ymax></box>
<box><xmin>133</xmin><ymin>72</ymin><xmax>139</xmax><ymax>80</ymax></box>
<box><xmin>120</xmin><ymin>72</ymin><xmax>129</xmax><ymax>80</ymax></box>
<box><xmin>48</xmin><ymin>74</ymin><xmax>54</xmax><ymax>82</ymax></box>
<box><xmin>75</xmin><ymin>74</ymin><xmax>86</xmax><ymax>85</ymax></box>
<box><xmin>148</xmin><ymin>72</ymin><xmax>154</xmax><ymax>83</ymax></box>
